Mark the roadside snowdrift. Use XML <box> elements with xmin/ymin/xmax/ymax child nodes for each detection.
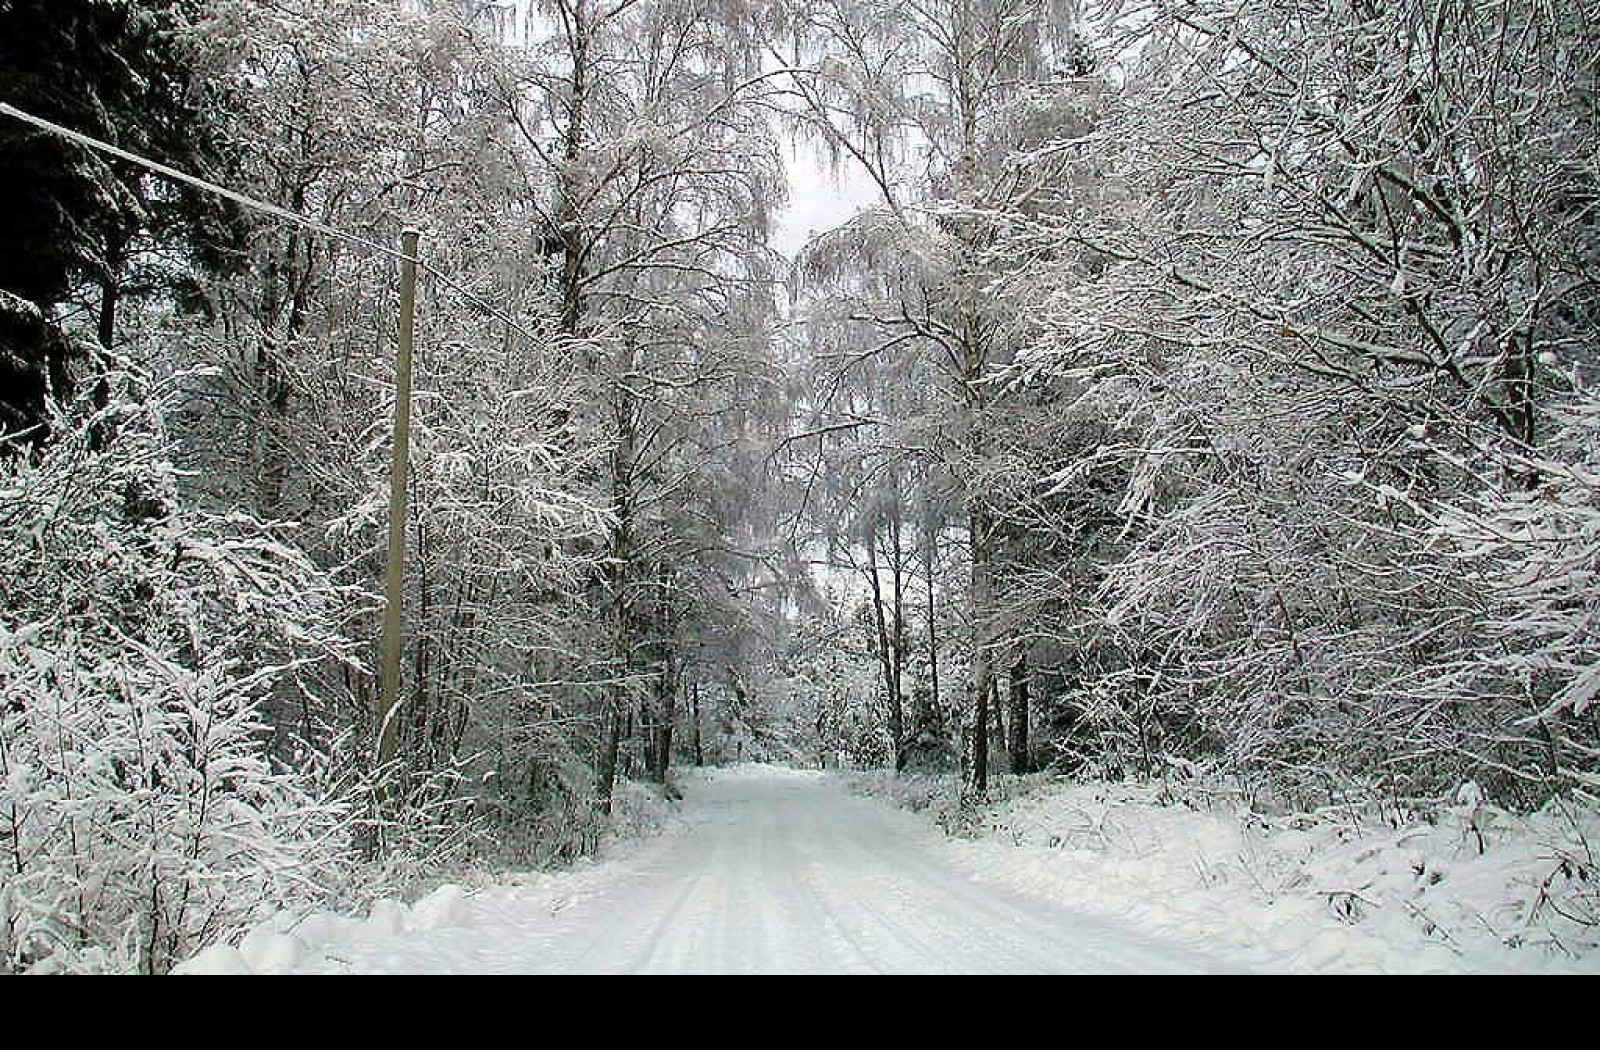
<box><xmin>174</xmin><ymin>776</ymin><xmax>688</xmax><ymax>975</ymax></box>
<box><xmin>849</xmin><ymin>772</ymin><xmax>1600</xmax><ymax>973</ymax></box>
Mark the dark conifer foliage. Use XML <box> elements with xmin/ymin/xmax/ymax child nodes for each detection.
<box><xmin>0</xmin><ymin>0</ymin><xmax>242</xmax><ymax>440</ymax></box>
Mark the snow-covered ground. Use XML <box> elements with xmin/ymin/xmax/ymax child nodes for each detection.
<box><xmin>177</xmin><ymin>764</ymin><xmax>1600</xmax><ymax>974</ymax></box>
<box><xmin>177</xmin><ymin>765</ymin><xmax>1235</xmax><ymax>973</ymax></box>
<box><xmin>849</xmin><ymin>771</ymin><xmax>1600</xmax><ymax>974</ymax></box>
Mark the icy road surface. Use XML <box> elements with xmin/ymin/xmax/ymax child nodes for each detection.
<box><xmin>261</xmin><ymin>766</ymin><xmax>1241</xmax><ymax>974</ymax></box>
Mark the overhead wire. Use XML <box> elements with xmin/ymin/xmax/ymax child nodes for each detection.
<box><xmin>0</xmin><ymin>100</ymin><xmax>544</xmax><ymax>345</ymax></box>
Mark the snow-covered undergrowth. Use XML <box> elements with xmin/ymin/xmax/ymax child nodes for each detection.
<box><xmin>846</xmin><ymin>771</ymin><xmax>1600</xmax><ymax>973</ymax></box>
<box><xmin>173</xmin><ymin>775</ymin><xmax>688</xmax><ymax>975</ymax></box>
<box><xmin>0</xmin><ymin>386</ymin><xmax>365</xmax><ymax>974</ymax></box>
<box><xmin>0</xmin><ymin>381</ymin><xmax>682</xmax><ymax>974</ymax></box>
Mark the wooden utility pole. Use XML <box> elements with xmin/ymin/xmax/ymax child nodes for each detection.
<box><xmin>377</xmin><ymin>228</ymin><xmax>421</xmax><ymax>773</ymax></box>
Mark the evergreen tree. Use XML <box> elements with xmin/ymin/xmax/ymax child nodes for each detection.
<box><xmin>0</xmin><ymin>0</ymin><xmax>242</xmax><ymax>440</ymax></box>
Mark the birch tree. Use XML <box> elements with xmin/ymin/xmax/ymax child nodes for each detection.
<box><xmin>782</xmin><ymin>0</ymin><xmax>1090</xmax><ymax>796</ymax></box>
<box><xmin>500</xmin><ymin>0</ymin><xmax>786</xmax><ymax>810</ymax></box>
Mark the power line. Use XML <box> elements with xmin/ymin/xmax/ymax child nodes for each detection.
<box><xmin>0</xmin><ymin>100</ymin><xmax>543</xmax><ymax>343</ymax></box>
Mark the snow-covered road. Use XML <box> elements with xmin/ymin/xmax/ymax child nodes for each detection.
<box><xmin>230</xmin><ymin>765</ymin><xmax>1239</xmax><ymax>974</ymax></box>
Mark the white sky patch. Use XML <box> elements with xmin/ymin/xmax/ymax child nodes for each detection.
<box><xmin>482</xmin><ymin>1</ymin><xmax>878</xmax><ymax>259</ymax></box>
<box><xmin>771</xmin><ymin>141</ymin><xmax>882</xmax><ymax>258</ymax></box>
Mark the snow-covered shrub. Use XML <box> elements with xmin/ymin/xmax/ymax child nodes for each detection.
<box><xmin>1421</xmin><ymin>397</ymin><xmax>1600</xmax><ymax>801</ymax></box>
<box><xmin>0</xmin><ymin>379</ymin><xmax>357</xmax><ymax>973</ymax></box>
<box><xmin>354</xmin><ymin>755</ymin><xmax>496</xmax><ymax>896</ymax></box>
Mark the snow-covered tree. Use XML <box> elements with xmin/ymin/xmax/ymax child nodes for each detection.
<box><xmin>991</xmin><ymin>0</ymin><xmax>1600</xmax><ymax>802</ymax></box>
<box><xmin>0</xmin><ymin>376</ymin><xmax>354</xmax><ymax>973</ymax></box>
<box><xmin>496</xmin><ymin>0</ymin><xmax>789</xmax><ymax>810</ymax></box>
<box><xmin>783</xmin><ymin>0</ymin><xmax>1099</xmax><ymax>795</ymax></box>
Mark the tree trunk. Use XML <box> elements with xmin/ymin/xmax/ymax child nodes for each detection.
<box><xmin>663</xmin><ymin>660</ymin><xmax>679</xmax><ymax>774</ymax></box>
<box><xmin>408</xmin><ymin>513</ymin><xmax>434</xmax><ymax>776</ymax></box>
<box><xmin>594</xmin><ymin>698</ymin><xmax>625</xmax><ymax>816</ymax></box>
<box><xmin>556</xmin><ymin>0</ymin><xmax>591</xmax><ymax>338</ymax></box>
<box><xmin>960</xmin><ymin>519</ymin><xmax>995</xmax><ymax>797</ymax></box>
<box><xmin>594</xmin><ymin>369</ymin><xmax>636</xmax><ymax>814</ymax></box>
<box><xmin>925</xmin><ymin>534</ymin><xmax>939</xmax><ymax>717</ymax></box>
<box><xmin>953</xmin><ymin>21</ymin><xmax>991</xmax><ymax>803</ymax></box>
<box><xmin>1007</xmin><ymin>651</ymin><xmax>1030</xmax><ymax>775</ymax></box>
<box><xmin>89</xmin><ymin>230</ymin><xmax>127</xmax><ymax>451</ymax></box>
<box><xmin>964</xmin><ymin>669</ymin><xmax>990</xmax><ymax>800</ymax></box>
<box><xmin>865</xmin><ymin>519</ymin><xmax>905</xmax><ymax>769</ymax></box>
<box><xmin>97</xmin><ymin>276</ymin><xmax>118</xmax><ymax>357</ymax></box>
<box><xmin>889</xmin><ymin>502</ymin><xmax>910</xmax><ymax>770</ymax></box>
<box><xmin>690</xmin><ymin>678</ymin><xmax>704</xmax><ymax>767</ymax></box>
<box><xmin>646</xmin><ymin>648</ymin><xmax>677</xmax><ymax>782</ymax></box>
<box><xmin>87</xmin><ymin>278</ymin><xmax>119</xmax><ymax>451</ymax></box>
<box><xmin>962</xmin><ymin>476</ymin><xmax>993</xmax><ymax>799</ymax></box>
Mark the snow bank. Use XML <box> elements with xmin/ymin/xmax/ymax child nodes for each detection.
<box><xmin>172</xmin><ymin>883</ymin><xmax>466</xmax><ymax>975</ymax></box>
<box><xmin>174</xmin><ymin>776</ymin><xmax>691</xmax><ymax>975</ymax></box>
<box><xmin>848</xmin><ymin>772</ymin><xmax>1600</xmax><ymax>973</ymax></box>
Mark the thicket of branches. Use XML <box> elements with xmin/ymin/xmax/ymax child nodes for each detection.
<box><xmin>1</xmin><ymin>0</ymin><xmax>796</xmax><ymax>972</ymax></box>
<box><xmin>3</xmin><ymin>0</ymin><xmax>1597</xmax><ymax>973</ymax></box>
<box><xmin>778</xmin><ymin>0</ymin><xmax>1600</xmax><ymax>810</ymax></box>
<box><xmin>999</xmin><ymin>0</ymin><xmax>1600</xmax><ymax>806</ymax></box>
<box><xmin>0</xmin><ymin>378</ymin><xmax>356</xmax><ymax>973</ymax></box>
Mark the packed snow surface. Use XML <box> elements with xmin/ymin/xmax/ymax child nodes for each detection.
<box><xmin>181</xmin><ymin>765</ymin><xmax>1240</xmax><ymax>974</ymax></box>
<box><xmin>180</xmin><ymin>764</ymin><xmax>1599</xmax><ymax>974</ymax></box>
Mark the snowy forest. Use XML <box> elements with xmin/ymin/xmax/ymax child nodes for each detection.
<box><xmin>2</xmin><ymin>0</ymin><xmax>1598</xmax><ymax>974</ymax></box>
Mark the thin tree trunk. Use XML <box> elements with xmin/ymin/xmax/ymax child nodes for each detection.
<box><xmin>89</xmin><ymin>231</ymin><xmax>127</xmax><ymax>451</ymax></box>
<box><xmin>925</xmin><ymin>532</ymin><xmax>939</xmax><ymax>734</ymax></box>
<box><xmin>965</xmin><ymin>674</ymin><xmax>990</xmax><ymax>799</ymax></box>
<box><xmin>1007</xmin><ymin>651</ymin><xmax>1030</xmax><ymax>775</ymax></box>
<box><xmin>87</xmin><ymin>277</ymin><xmax>118</xmax><ymax>452</ymax></box>
<box><xmin>963</xmin><ymin>504</ymin><xmax>992</xmax><ymax>800</ymax></box>
<box><xmin>690</xmin><ymin>678</ymin><xmax>704</xmax><ymax>767</ymax></box>
<box><xmin>556</xmin><ymin>0</ymin><xmax>590</xmax><ymax>338</ymax></box>
<box><xmin>97</xmin><ymin>277</ymin><xmax>118</xmax><ymax>356</ymax></box>
<box><xmin>595</xmin><ymin>699</ymin><xmax>625</xmax><ymax>816</ymax></box>
<box><xmin>653</xmin><ymin>650</ymin><xmax>678</xmax><ymax>780</ymax></box>
<box><xmin>594</xmin><ymin>376</ymin><xmax>635</xmax><ymax>814</ymax></box>
<box><xmin>889</xmin><ymin>501</ymin><xmax>909</xmax><ymax>769</ymax></box>
<box><xmin>865</xmin><ymin>520</ymin><xmax>904</xmax><ymax>769</ymax></box>
<box><xmin>408</xmin><ymin>512</ymin><xmax>432</xmax><ymax>776</ymax></box>
<box><xmin>953</xmin><ymin>12</ymin><xmax>991</xmax><ymax>802</ymax></box>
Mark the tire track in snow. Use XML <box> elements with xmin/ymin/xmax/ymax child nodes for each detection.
<box><xmin>286</xmin><ymin>766</ymin><xmax>1243</xmax><ymax>973</ymax></box>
